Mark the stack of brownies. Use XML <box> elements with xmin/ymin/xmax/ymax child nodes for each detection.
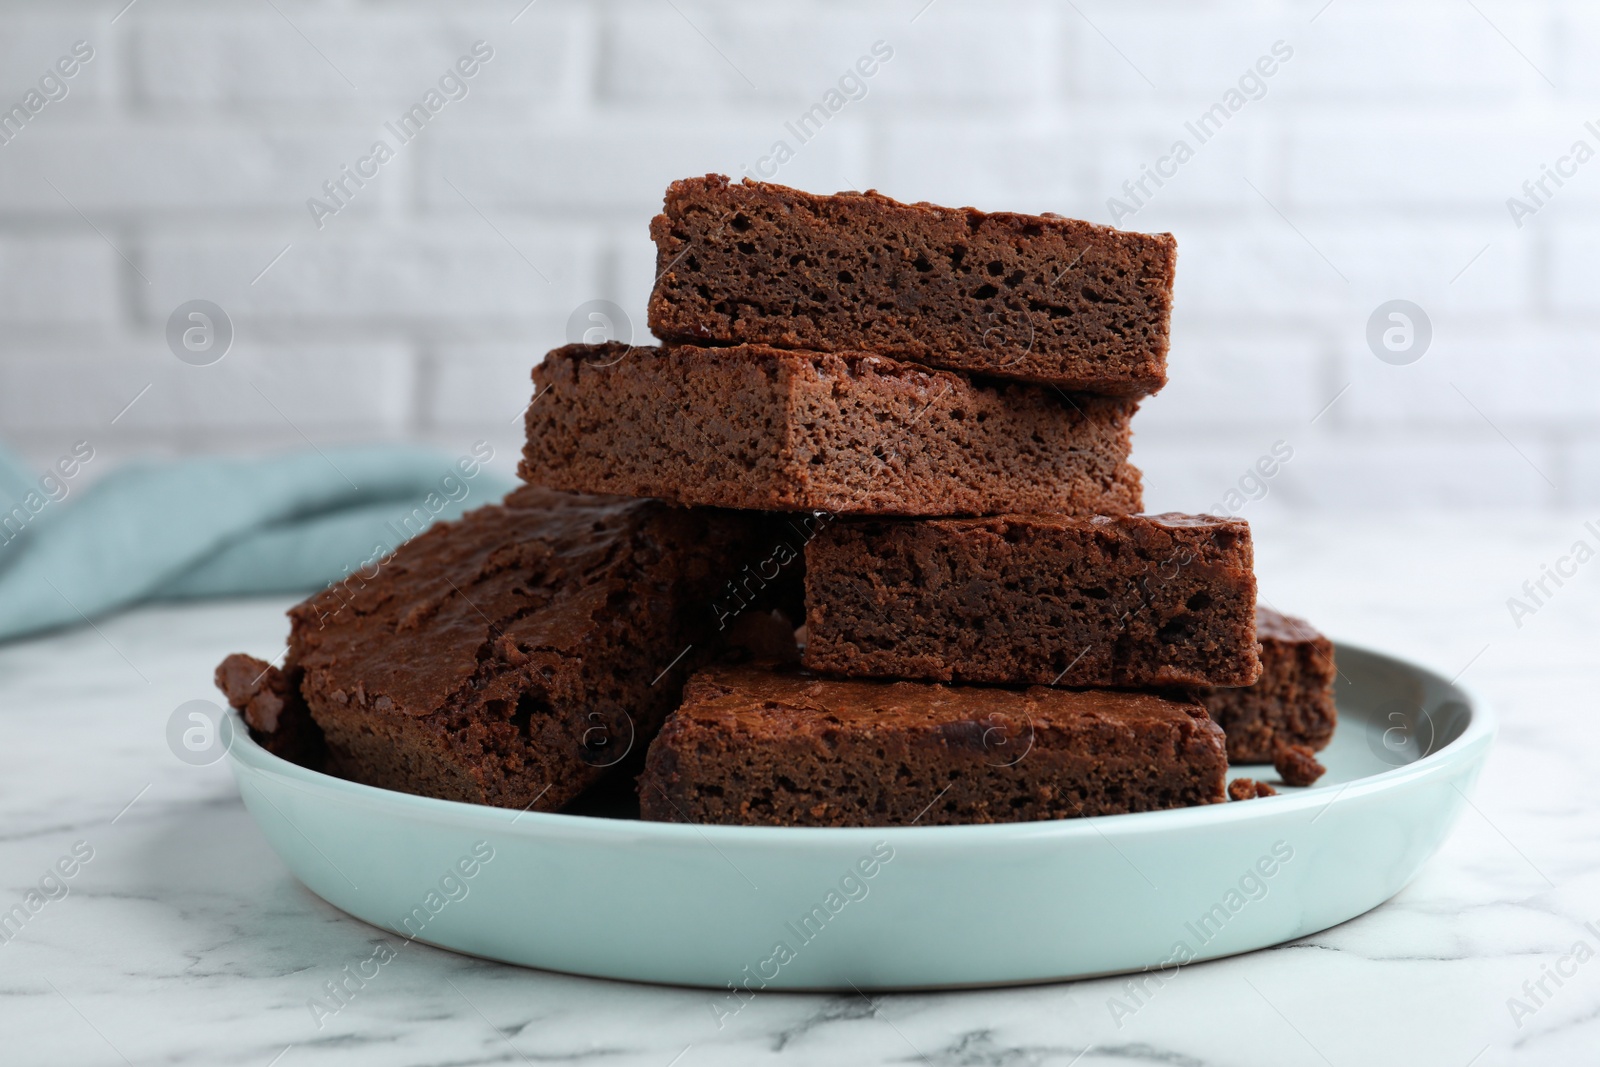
<box><xmin>217</xmin><ymin>175</ymin><xmax>1336</xmax><ymax>826</ymax></box>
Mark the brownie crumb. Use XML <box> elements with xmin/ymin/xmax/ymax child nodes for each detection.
<box><xmin>1274</xmin><ymin>744</ymin><xmax>1326</xmax><ymax>787</ymax></box>
<box><xmin>1228</xmin><ymin>777</ymin><xmax>1277</xmax><ymax>801</ymax></box>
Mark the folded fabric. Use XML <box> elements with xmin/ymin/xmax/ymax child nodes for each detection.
<box><xmin>0</xmin><ymin>443</ymin><xmax>513</xmax><ymax>644</ymax></box>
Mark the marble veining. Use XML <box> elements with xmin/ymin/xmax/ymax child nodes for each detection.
<box><xmin>1</xmin><ymin>514</ymin><xmax>1597</xmax><ymax>1066</ymax></box>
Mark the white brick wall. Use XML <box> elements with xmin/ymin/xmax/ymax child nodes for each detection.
<box><xmin>0</xmin><ymin>0</ymin><xmax>1596</xmax><ymax>512</ymax></box>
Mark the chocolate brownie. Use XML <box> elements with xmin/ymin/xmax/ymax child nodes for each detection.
<box><xmin>638</xmin><ymin>665</ymin><xmax>1227</xmax><ymax>827</ymax></box>
<box><xmin>278</xmin><ymin>486</ymin><xmax>781</xmax><ymax>813</ymax></box>
<box><xmin>1198</xmin><ymin>607</ymin><xmax>1338</xmax><ymax>763</ymax></box>
<box><xmin>647</xmin><ymin>175</ymin><xmax>1176</xmax><ymax>394</ymax></box>
<box><xmin>519</xmin><ymin>343</ymin><xmax>1142</xmax><ymax>517</ymax></box>
<box><xmin>802</xmin><ymin>513</ymin><xmax>1259</xmax><ymax>688</ymax></box>
<box><xmin>215</xmin><ymin>653</ymin><xmax>325</xmax><ymax>769</ymax></box>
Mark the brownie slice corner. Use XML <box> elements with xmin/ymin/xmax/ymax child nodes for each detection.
<box><xmin>214</xmin><ymin>652</ymin><xmax>325</xmax><ymax>769</ymax></box>
<box><xmin>1199</xmin><ymin>606</ymin><xmax>1337</xmax><ymax>763</ymax></box>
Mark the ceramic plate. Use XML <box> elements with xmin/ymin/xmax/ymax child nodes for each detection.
<box><xmin>226</xmin><ymin>641</ymin><xmax>1493</xmax><ymax>991</ymax></box>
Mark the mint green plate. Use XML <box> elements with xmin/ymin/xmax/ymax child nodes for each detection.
<box><xmin>226</xmin><ymin>641</ymin><xmax>1492</xmax><ymax>990</ymax></box>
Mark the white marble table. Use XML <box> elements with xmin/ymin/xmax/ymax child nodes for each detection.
<box><xmin>2</xmin><ymin>512</ymin><xmax>1596</xmax><ymax>1066</ymax></box>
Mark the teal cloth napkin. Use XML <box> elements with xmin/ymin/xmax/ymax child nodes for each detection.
<box><xmin>0</xmin><ymin>443</ymin><xmax>513</xmax><ymax>643</ymax></box>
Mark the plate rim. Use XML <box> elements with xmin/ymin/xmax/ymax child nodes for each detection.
<box><xmin>225</xmin><ymin>639</ymin><xmax>1496</xmax><ymax>845</ymax></box>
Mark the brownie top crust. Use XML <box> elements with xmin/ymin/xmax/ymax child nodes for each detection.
<box><xmin>289</xmin><ymin>485</ymin><xmax>701</xmax><ymax>720</ymax></box>
<box><xmin>674</xmin><ymin>664</ymin><xmax>1217</xmax><ymax>739</ymax></box>
<box><xmin>647</xmin><ymin>174</ymin><xmax>1177</xmax><ymax>395</ymax></box>
<box><xmin>1255</xmin><ymin>605</ymin><xmax>1327</xmax><ymax>644</ymax></box>
<box><xmin>1128</xmin><ymin>512</ymin><xmax>1240</xmax><ymax>529</ymax></box>
<box><xmin>1026</xmin><ymin>511</ymin><xmax>1246</xmax><ymax>536</ymax></box>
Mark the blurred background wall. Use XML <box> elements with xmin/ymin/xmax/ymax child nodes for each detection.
<box><xmin>0</xmin><ymin>0</ymin><xmax>1593</xmax><ymax>515</ymax></box>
